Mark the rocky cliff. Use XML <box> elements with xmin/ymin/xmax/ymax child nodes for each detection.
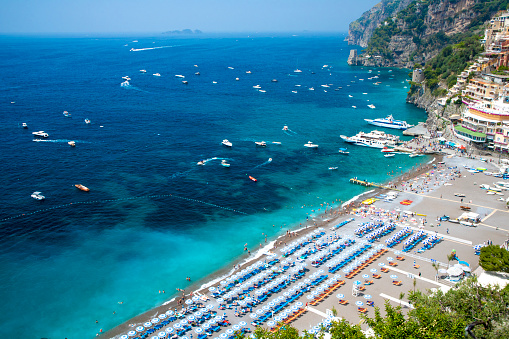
<box><xmin>348</xmin><ymin>0</ymin><xmax>413</xmax><ymax>47</ymax></box>
<box><xmin>351</xmin><ymin>0</ymin><xmax>495</xmax><ymax>68</ymax></box>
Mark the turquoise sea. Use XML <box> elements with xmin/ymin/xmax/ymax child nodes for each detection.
<box><xmin>0</xmin><ymin>33</ymin><xmax>427</xmax><ymax>338</ymax></box>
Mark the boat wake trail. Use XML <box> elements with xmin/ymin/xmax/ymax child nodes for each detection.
<box><xmin>129</xmin><ymin>45</ymin><xmax>178</xmax><ymax>52</ymax></box>
<box><xmin>251</xmin><ymin>158</ymin><xmax>272</xmax><ymax>170</ymax></box>
<box><xmin>283</xmin><ymin>129</ymin><xmax>297</xmax><ymax>136</ymax></box>
<box><xmin>199</xmin><ymin>157</ymin><xmax>231</xmax><ymax>165</ymax></box>
<box><xmin>32</xmin><ymin>139</ymin><xmax>93</xmax><ymax>144</ymax></box>
<box><xmin>120</xmin><ymin>81</ymin><xmax>150</xmax><ymax>93</ymax></box>
<box><xmin>0</xmin><ymin>194</ymin><xmax>247</xmax><ymax>224</ymax></box>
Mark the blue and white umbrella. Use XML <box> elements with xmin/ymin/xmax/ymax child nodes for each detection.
<box><xmin>226</xmin><ymin>328</ymin><xmax>234</xmax><ymax>334</ymax></box>
<box><xmin>202</xmin><ymin>323</ymin><xmax>211</xmax><ymax>330</ymax></box>
<box><xmin>378</xmin><ymin>262</ymin><xmax>385</xmax><ymax>267</ymax></box>
<box><xmin>387</xmin><ymin>257</ymin><xmax>394</xmax><ymax>262</ymax></box>
<box><xmin>158</xmin><ymin>313</ymin><xmax>167</xmax><ymax>320</ymax></box>
<box><xmin>309</xmin><ymin>329</ymin><xmax>316</xmax><ymax>334</ymax></box>
<box><xmin>336</xmin><ymin>293</ymin><xmax>344</xmax><ymax>299</ymax></box>
<box><xmin>255</xmin><ymin>290</ymin><xmax>264</xmax><ymax>296</ymax></box>
<box><xmin>219</xmin><ymin>333</ymin><xmax>228</xmax><ymax>339</ymax></box>
<box><xmin>158</xmin><ymin>331</ymin><xmax>167</xmax><ymax>338</ymax></box>
<box><xmin>245</xmin><ymin>296</ymin><xmax>252</xmax><ymax>302</ymax></box>
<box><xmin>307</xmin><ymin>294</ymin><xmax>314</xmax><ymax>300</ymax></box>
<box><xmin>128</xmin><ymin>331</ymin><xmax>136</xmax><ymax>337</ymax></box>
<box><xmin>217</xmin><ymin>298</ymin><xmax>224</xmax><ymax>303</ymax></box>
<box><xmin>239</xmin><ymin>300</ymin><xmax>247</xmax><ymax>306</ymax></box>
<box><xmin>120</xmin><ymin>335</ymin><xmax>128</xmax><ymax>339</ymax></box>
<box><xmin>370</xmin><ymin>268</ymin><xmax>377</xmax><ymax>273</ymax></box>
<box><xmin>195</xmin><ymin>328</ymin><xmax>204</xmax><ymax>334</ymax></box>
<box><xmin>363</xmin><ymin>294</ymin><xmax>372</xmax><ymax>299</ymax></box>
<box><xmin>136</xmin><ymin>326</ymin><xmax>145</xmax><ymax>332</ymax></box>
<box><xmin>206</xmin><ymin>304</ymin><xmax>214</xmax><ymax>310</ymax></box>
<box><xmin>356</xmin><ymin>301</ymin><xmax>364</xmax><ymax>307</ymax></box>
<box><xmin>151</xmin><ymin>318</ymin><xmax>160</xmax><ymax>324</ymax></box>
<box><xmin>150</xmin><ymin>336</ymin><xmax>159</xmax><ymax>339</ymax></box>
<box><xmin>390</xmin><ymin>275</ymin><xmax>398</xmax><ymax>280</ymax></box>
<box><xmin>239</xmin><ymin>321</ymin><xmax>247</xmax><ymax>326</ymax></box>
<box><xmin>263</xmin><ymin>305</ymin><xmax>270</xmax><ymax>311</ymax></box>
<box><xmin>394</xmin><ymin>251</ymin><xmax>401</xmax><ymax>255</ymax></box>
<box><xmin>195</xmin><ymin>311</ymin><xmax>203</xmax><ymax>317</ymax></box>
<box><xmin>268</xmin><ymin>301</ymin><xmax>275</xmax><ymax>308</ymax></box>
<box><xmin>296</xmin><ymin>302</ymin><xmax>303</xmax><ymax>307</ymax></box>
<box><xmin>180</xmin><ymin>319</ymin><xmax>189</xmax><ymax>325</ymax></box>
<box><xmin>313</xmin><ymin>325</ymin><xmax>321</xmax><ymax>331</ymax></box>
<box><xmin>220</xmin><ymin>280</ymin><xmax>227</xmax><ymax>285</ymax></box>
<box><xmin>166</xmin><ymin>310</ymin><xmax>174</xmax><ymax>316</ymax></box>
<box><xmin>188</xmin><ymin>315</ymin><xmax>195</xmax><ymax>321</ymax></box>
<box><xmin>250</xmin><ymin>313</ymin><xmax>258</xmax><ymax>319</ymax></box>
<box><xmin>267</xmin><ymin>320</ymin><xmax>276</xmax><ymax>327</ymax></box>
<box><xmin>166</xmin><ymin>328</ymin><xmax>174</xmax><ymax>334</ymax></box>
<box><xmin>209</xmin><ymin>318</ymin><xmax>217</xmax><ymax>324</ymax></box>
<box><xmin>353</xmin><ymin>280</ymin><xmax>361</xmax><ymax>286</ymax></box>
<box><xmin>144</xmin><ymin>321</ymin><xmax>152</xmax><ymax>328</ymax></box>
<box><xmin>362</xmin><ymin>274</ymin><xmax>369</xmax><ymax>279</ymax></box>
<box><xmin>215</xmin><ymin>315</ymin><xmax>223</xmax><ymax>321</ymax></box>
<box><xmin>180</xmin><ymin>337</ymin><xmax>189</xmax><ymax>339</ymax></box>
<box><xmin>274</xmin><ymin>316</ymin><xmax>282</xmax><ymax>322</ymax></box>
<box><xmin>173</xmin><ymin>323</ymin><xmax>182</xmax><ymax>329</ymax></box>
<box><xmin>209</xmin><ymin>287</ymin><xmax>217</xmax><ymax>292</ymax></box>
<box><xmin>185</xmin><ymin>299</ymin><xmax>193</xmax><ymax>305</ymax></box>
<box><xmin>311</xmin><ymin>290</ymin><xmax>320</xmax><ymax>296</ymax></box>
<box><xmin>233</xmin><ymin>324</ymin><xmax>241</xmax><ymax>331</ymax></box>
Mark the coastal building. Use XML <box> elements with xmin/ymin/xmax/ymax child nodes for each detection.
<box><xmin>461</xmin><ymin>79</ymin><xmax>501</xmax><ymax>102</ymax></box>
<box><xmin>456</xmin><ymin>96</ymin><xmax>509</xmax><ymax>148</ymax></box>
<box><xmin>412</xmin><ymin>68</ymin><xmax>424</xmax><ymax>83</ymax></box>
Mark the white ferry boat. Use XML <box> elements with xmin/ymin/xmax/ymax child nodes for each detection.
<box><xmin>340</xmin><ymin>130</ymin><xmax>399</xmax><ymax>149</ymax></box>
<box><xmin>364</xmin><ymin>115</ymin><xmax>413</xmax><ymax>130</ymax></box>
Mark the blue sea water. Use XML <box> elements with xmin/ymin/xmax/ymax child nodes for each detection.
<box><xmin>0</xmin><ymin>33</ymin><xmax>427</xmax><ymax>338</ymax></box>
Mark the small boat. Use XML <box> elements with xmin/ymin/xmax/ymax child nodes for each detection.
<box><xmin>454</xmin><ymin>193</ymin><xmax>466</xmax><ymax>197</ymax></box>
<box><xmin>309</xmin><ymin>87</ymin><xmax>315</xmax><ymax>91</ymax></box>
<box><xmin>253</xmin><ymin>85</ymin><xmax>261</xmax><ymax>89</ymax></box>
<box><xmin>85</xmin><ymin>119</ymin><xmax>91</xmax><ymax>124</ymax></box>
<box><xmin>272</xmin><ymin>142</ymin><xmax>281</xmax><ymax>144</ymax></box>
<box><xmin>249</xmin><ymin>176</ymin><xmax>257</xmax><ymax>182</ymax></box>
<box><xmin>255</xmin><ymin>141</ymin><xmax>266</xmax><ymax>147</ymax></box>
<box><xmin>182</xmin><ymin>81</ymin><xmax>188</xmax><ymax>85</ymax></box>
<box><xmin>246</xmin><ymin>71</ymin><xmax>252</xmax><ymax>74</ymax></box>
<box><xmin>75</xmin><ymin>184</ymin><xmax>90</xmax><ymax>192</ymax></box>
<box><xmin>258</xmin><ymin>90</ymin><xmax>266</xmax><ymax>93</ymax></box>
<box><xmin>222</xmin><ymin>139</ymin><xmax>232</xmax><ymax>147</ymax></box>
<box><xmin>197</xmin><ymin>160</ymin><xmax>205</xmax><ymax>166</ymax></box>
<box><xmin>271</xmin><ymin>79</ymin><xmax>278</xmax><ymax>82</ymax></box>
<box><xmin>294</xmin><ymin>69</ymin><xmax>302</xmax><ymax>73</ymax></box>
<box><xmin>63</xmin><ymin>111</ymin><xmax>71</xmax><ymax>117</ymax></box>
<box><xmin>384</xmin><ymin>154</ymin><xmax>395</xmax><ymax>158</ymax></box>
<box><xmin>122</xmin><ymin>76</ymin><xmax>131</xmax><ymax>80</ymax></box>
<box><xmin>368</xmin><ymin>104</ymin><xmax>376</xmax><ymax>109</ymax></box>
<box><xmin>352</xmin><ymin>106</ymin><xmax>356</xmax><ymax>108</ymax></box>
<box><xmin>329</xmin><ymin>167</ymin><xmax>338</xmax><ymax>170</ymax></box>
<box><xmin>348</xmin><ymin>95</ymin><xmax>353</xmax><ymax>98</ymax></box>
<box><xmin>22</xmin><ymin>123</ymin><xmax>28</xmax><ymax>128</ymax></box>
<box><xmin>282</xmin><ymin>126</ymin><xmax>289</xmax><ymax>131</ymax></box>
<box><xmin>68</xmin><ymin>141</ymin><xmax>76</xmax><ymax>147</ymax></box>
<box><xmin>292</xmin><ymin>90</ymin><xmax>298</xmax><ymax>93</ymax></box>
<box><xmin>381</xmin><ymin>147</ymin><xmax>394</xmax><ymax>153</ymax></box>
<box><xmin>268</xmin><ymin>158</ymin><xmax>272</xmax><ymax>162</ymax></box>
<box><xmin>304</xmin><ymin>141</ymin><xmax>318</xmax><ymax>148</ymax></box>
<box><xmin>338</xmin><ymin>148</ymin><xmax>349</xmax><ymax>155</ymax></box>
<box><xmin>212</xmin><ymin>81</ymin><xmax>217</xmax><ymax>84</ymax></box>
<box><xmin>153</xmin><ymin>73</ymin><xmax>161</xmax><ymax>77</ymax></box>
<box><xmin>31</xmin><ymin>191</ymin><xmax>45</xmax><ymax>200</ymax></box>
<box><xmin>221</xmin><ymin>160</ymin><xmax>230</xmax><ymax>167</ymax></box>
<box><xmin>195</xmin><ymin>72</ymin><xmax>200</xmax><ymax>75</ymax></box>
<box><xmin>235</xmin><ymin>78</ymin><xmax>239</xmax><ymax>81</ymax></box>
<box><xmin>140</xmin><ymin>70</ymin><xmax>147</xmax><ymax>73</ymax></box>
<box><xmin>228</xmin><ymin>66</ymin><xmax>234</xmax><ymax>70</ymax></box>
<box><xmin>32</xmin><ymin>131</ymin><xmax>49</xmax><ymax>138</ymax></box>
<box><xmin>321</xmin><ymin>84</ymin><xmax>329</xmax><ymax>88</ymax></box>
<box><xmin>175</xmin><ymin>75</ymin><xmax>185</xmax><ymax>78</ymax></box>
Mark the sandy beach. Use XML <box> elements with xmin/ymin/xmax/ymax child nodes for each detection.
<box><xmin>105</xmin><ymin>142</ymin><xmax>509</xmax><ymax>339</ymax></box>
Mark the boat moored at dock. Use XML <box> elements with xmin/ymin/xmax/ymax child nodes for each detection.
<box><xmin>364</xmin><ymin>115</ymin><xmax>413</xmax><ymax>130</ymax></box>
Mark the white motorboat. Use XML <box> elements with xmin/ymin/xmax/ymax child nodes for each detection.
<box><xmin>381</xmin><ymin>147</ymin><xmax>395</xmax><ymax>153</ymax></box>
<box><xmin>309</xmin><ymin>87</ymin><xmax>314</xmax><ymax>91</ymax></box>
<box><xmin>367</xmin><ymin>104</ymin><xmax>376</xmax><ymax>109</ymax></box>
<box><xmin>321</xmin><ymin>84</ymin><xmax>329</xmax><ymax>88</ymax></box>
<box><xmin>384</xmin><ymin>153</ymin><xmax>395</xmax><ymax>158</ymax></box>
<box><xmin>140</xmin><ymin>69</ymin><xmax>147</xmax><ymax>73</ymax></box>
<box><xmin>304</xmin><ymin>141</ymin><xmax>318</xmax><ymax>148</ymax></box>
<box><xmin>246</xmin><ymin>71</ymin><xmax>252</xmax><ymax>74</ymax></box>
<box><xmin>153</xmin><ymin>73</ymin><xmax>161</xmax><ymax>77</ymax></box>
<box><xmin>122</xmin><ymin>76</ymin><xmax>131</xmax><ymax>80</ymax></box>
<box><xmin>22</xmin><ymin>123</ymin><xmax>28</xmax><ymax>129</ymax></box>
<box><xmin>352</xmin><ymin>106</ymin><xmax>357</xmax><ymax>108</ymax></box>
<box><xmin>338</xmin><ymin>148</ymin><xmax>349</xmax><ymax>155</ymax></box>
<box><xmin>197</xmin><ymin>160</ymin><xmax>205</xmax><ymax>166</ymax></box>
<box><xmin>255</xmin><ymin>141</ymin><xmax>267</xmax><ymax>147</ymax></box>
<box><xmin>63</xmin><ymin>111</ymin><xmax>71</xmax><ymax>117</ymax></box>
<box><xmin>253</xmin><ymin>85</ymin><xmax>261</xmax><ymax>89</ymax></box>
<box><xmin>271</xmin><ymin>79</ymin><xmax>278</xmax><ymax>82</ymax></box>
<box><xmin>294</xmin><ymin>69</ymin><xmax>302</xmax><ymax>73</ymax></box>
<box><xmin>222</xmin><ymin>139</ymin><xmax>232</xmax><ymax>147</ymax></box>
<box><xmin>32</xmin><ymin>131</ymin><xmax>49</xmax><ymax>138</ymax></box>
<box><xmin>282</xmin><ymin>126</ymin><xmax>289</xmax><ymax>131</ymax></box>
<box><xmin>195</xmin><ymin>72</ymin><xmax>200</xmax><ymax>75</ymax></box>
<box><xmin>85</xmin><ymin>119</ymin><xmax>91</xmax><ymax>124</ymax></box>
<box><xmin>31</xmin><ymin>191</ymin><xmax>45</xmax><ymax>200</ymax></box>
<box><xmin>221</xmin><ymin>160</ymin><xmax>231</xmax><ymax>167</ymax></box>
<box><xmin>328</xmin><ymin>167</ymin><xmax>338</xmax><ymax>170</ymax></box>
<box><xmin>364</xmin><ymin>115</ymin><xmax>413</xmax><ymax>130</ymax></box>
<box><xmin>292</xmin><ymin>90</ymin><xmax>298</xmax><ymax>93</ymax></box>
<box><xmin>182</xmin><ymin>81</ymin><xmax>188</xmax><ymax>85</ymax></box>
<box><xmin>340</xmin><ymin>130</ymin><xmax>399</xmax><ymax>149</ymax></box>
<box><xmin>175</xmin><ymin>75</ymin><xmax>185</xmax><ymax>78</ymax></box>
<box><xmin>258</xmin><ymin>90</ymin><xmax>266</xmax><ymax>93</ymax></box>
<box><xmin>228</xmin><ymin>66</ymin><xmax>234</xmax><ymax>70</ymax></box>
<box><xmin>68</xmin><ymin>141</ymin><xmax>76</xmax><ymax>147</ymax></box>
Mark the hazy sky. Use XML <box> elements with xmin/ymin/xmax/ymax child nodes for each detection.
<box><xmin>1</xmin><ymin>0</ymin><xmax>381</xmax><ymax>34</ymax></box>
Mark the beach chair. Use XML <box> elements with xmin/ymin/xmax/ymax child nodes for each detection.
<box><xmin>357</xmin><ymin>286</ymin><xmax>366</xmax><ymax>291</ymax></box>
<box><xmin>338</xmin><ymin>299</ymin><xmax>349</xmax><ymax>305</ymax></box>
<box><xmin>364</xmin><ymin>280</ymin><xmax>374</xmax><ymax>285</ymax></box>
<box><xmin>372</xmin><ymin>274</ymin><xmax>381</xmax><ymax>279</ymax></box>
<box><xmin>381</xmin><ymin>267</ymin><xmax>389</xmax><ymax>273</ymax></box>
<box><xmin>413</xmin><ymin>264</ymin><xmax>420</xmax><ymax>269</ymax></box>
<box><xmin>396</xmin><ymin>256</ymin><xmax>405</xmax><ymax>261</ymax></box>
<box><xmin>367</xmin><ymin>300</ymin><xmax>374</xmax><ymax>307</ymax></box>
<box><xmin>389</xmin><ymin>262</ymin><xmax>398</xmax><ymax>267</ymax></box>
<box><xmin>392</xmin><ymin>280</ymin><xmax>402</xmax><ymax>286</ymax></box>
<box><xmin>357</xmin><ymin>307</ymin><xmax>367</xmax><ymax>313</ymax></box>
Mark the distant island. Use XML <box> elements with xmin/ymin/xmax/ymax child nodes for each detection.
<box><xmin>162</xmin><ymin>29</ymin><xmax>203</xmax><ymax>35</ymax></box>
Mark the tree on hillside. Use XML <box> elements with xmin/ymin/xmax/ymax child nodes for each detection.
<box><xmin>479</xmin><ymin>245</ymin><xmax>509</xmax><ymax>273</ymax></box>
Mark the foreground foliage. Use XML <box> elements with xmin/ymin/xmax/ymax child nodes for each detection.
<box><xmin>480</xmin><ymin>245</ymin><xmax>509</xmax><ymax>273</ymax></box>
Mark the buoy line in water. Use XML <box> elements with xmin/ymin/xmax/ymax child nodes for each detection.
<box><xmin>0</xmin><ymin>194</ymin><xmax>248</xmax><ymax>223</ymax></box>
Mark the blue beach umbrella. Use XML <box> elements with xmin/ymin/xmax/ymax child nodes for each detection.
<box><xmin>217</xmin><ymin>298</ymin><xmax>224</xmax><ymax>303</ymax></box>
<box><xmin>239</xmin><ymin>321</ymin><xmax>247</xmax><ymax>326</ymax></box>
<box><xmin>256</xmin><ymin>309</ymin><xmax>264</xmax><ymax>315</ymax></box>
<box><xmin>353</xmin><ymin>280</ymin><xmax>361</xmax><ymax>286</ymax></box>
<box><xmin>362</xmin><ymin>274</ymin><xmax>369</xmax><ymax>279</ymax></box>
<box><xmin>387</xmin><ymin>257</ymin><xmax>394</xmax><ymax>262</ymax></box>
<box><xmin>263</xmin><ymin>305</ymin><xmax>270</xmax><ymax>311</ymax></box>
<box><xmin>195</xmin><ymin>311</ymin><xmax>203</xmax><ymax>317</ymax></box>
<box><xmin>268</xmin><ymin>301</ymin><xmax>275</xmax><ymax>307</ymax></box>
<box><xmin>255</xmin><ymin>290</ymin><xmax>264</xmax><ymax>296</ymax></box>
<box><xmin>220</xmin><ymin>280</ymin><xmax>227</xmax><ymax>285</ymax></box>
<box><xmin>267</xmin><ymin>320</ymin><xmax>276</xmax><ymax>327</ymax></box>
<box><xmin>336</xmin><ymin>294</ymin><xmax>345</xmax><ymax>299</ymax></box>
<box><xmin>166</xmin><ymin>328</ymin><xmax>174</xmax><ymax>334</ymax></box>
<box><xmin>307</xmin><ymin>294</ymin><xmax>314</xmax><ymax>300</ymax></box>
<box><xmin>185</xmin><ymin>299</ymin><xmax>193</xmax><ymax>305</ymax></box>
<box><xmin>356</xmin><ymin>301</ymin><xmax>364</xmax><ymax>307</ymax></box>
<box><xmin>202</xmin><ymin>323</ymin><xmax>211</xmax><ymax>330</ymax></box>
<box><xmin>206</xmin><ymin>304</ymin><xmax>214</xmax><ymax>310</ymax></box>
<box><xmin>370</xmin><ymin>268</ymin><xmax>377</xmax><ymax>273</ymax></box>
<box><xmin>274</xmin><ymin>316</ymin><xmax>282</xmax><ymax>322</ymax></box>
<box><xmin>144</xmin><ymin>321</ymin><xmax>152</xmax><ymax>328</ymax></box>
<box><xmin>226</xmin><ymin>329</ymin><xmax>234</xmax><ymax>335</ymax></box>
<box><xmin>296</xmin><ymin>302</ymin><xmax>303</xmax><ymax>307</ymax></box>
<box><xmin>195</xmin><ymin>328</ymin><xmax>204</xmax><ymax>334</ymax></box>
<box><xmin>209</xmin><ymin>287</ymin><xmax>216</xmax><ymax>292</ymax></box>
<box><xmin>188</xmin><ymin>315</ymin><xmax>195</xmax><ymax>321</ymax></box>
<box><xmin>209</xmin><ymin>318</ymin><xmax>217</xmax><ymax>324</ymax></box>
<box><xmin>233</xmin><ymin>324</ymin><xmax>241</xmax><ymax>331</ymax></box>
<box><xmin>220</xmin><ymin>334</ymin><xmax>228</xmax><ymax>339</ymax></box>
<box><xmin>180</xmin><ymin>319</ymin><xmax>189</xmax><ymax>325</ymax></box>
<box><xmin>158</xmin><ymin>331</ymin><xmax>166</xmax><ymax>338</ymax></box>
<box><xmin>309</xmin><ymin>329</ymin><xmax>316</xmax><ymax>334</ymax></box>
<box><xmin>390</xmin><ymin>275</ymin><xmax>398</xmax><ymax>280</ymax></box>
<box><xmin>250</xmin><ymin>313</ymin><xmax>258</xmax><ymax>319</ymax></box>
<box><xmin>181</xmin><ymin>337</ymin><xmax>189</xmax><ymax>339</ymax></box>
<box><xmin>364</xmin><ymin>295</ymin><xmax>372</xmax><ymax>299</ymax></box>
<box><xmin>120</xmin><ymin>336</ymin><xmax>128</xmax><ymax>339</ymax></box>
<box><xmin>151</xmin><ymin>318</ymin><xmax>160</xmax><ymax>324</ymax></box>
<box><xmin>173</xmin><ymin>323</ymin><xmax>182</xmax><ymax>329</ymax></box>
<box><xmin>378</xmin><ymin>263</ymin><xmax>385</xmax><ymax>267</ymax></box>
<box><xmin>136</xmin><ymin>326</ymin><xmax>144</xmax><ymax>332</ymax></box>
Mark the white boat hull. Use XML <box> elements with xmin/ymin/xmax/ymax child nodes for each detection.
<box><xmin>364</xmin><ymin>119</ymin><xmax>411</xmax><ymax>130</ymax></box>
